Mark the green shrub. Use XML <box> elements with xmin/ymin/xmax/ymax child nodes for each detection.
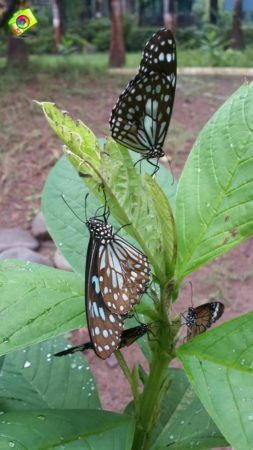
<box><xmin>1</xmin><ymin>79</ymin><xmax>253</xmax><ymax>448</ymax></box>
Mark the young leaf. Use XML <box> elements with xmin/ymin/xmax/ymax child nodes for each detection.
<box><xmin>0</xmin><ymin>336</ymin><xmax>100</xmax><ymax>412</ymax></box>
<box><xmin>0</xmin><ymin>410</ymin><xmax>134</xmax><ymax>449</ymax></box>
<box><xmin>177</xmin><ymin>311</ymin><xmax>253</xmax><ymax>450</ymax></box>
<box><xmin>149</xmin><ymin>368</ymin><xmax>228</xmax><ymax>450</ymax></box>
<box><xmin>145</xmin><ymin>175</ymin><xmax>177</xmax><ymax>278</ymax></box>
<box><xmin>175</xmin><ymin>82</ymin><xmax>253</xmax><ymax>282</ymax></box>
<box><xmin>0</xmin><ymin>260</ymin><xmax>84</xmax><ymax>356</ymax></box>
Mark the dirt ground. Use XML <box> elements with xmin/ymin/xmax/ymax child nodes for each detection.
<box><xmin>1</xmin><ymin>71</ymin><xmax>253</xmax><ymax>449</ymax></box>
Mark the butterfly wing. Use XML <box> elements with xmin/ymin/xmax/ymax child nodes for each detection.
<box><xmin>186</xmin><ymin>302</ymin><xmax>224</xmax><ymax>341</ymax></box>
<box><xmin>110</xmin><ymin>28</ymin><xmax>176</xmax><ymax>157</ymax></box>
<box><xmin>119</xmin><ymin>324</ymin><xmax>148</xmax><ymax>348</ymax></box>
<box><xmin>99</xmin><ymin>236</ymin><xmax>150</xmax><ymax>315</ymax></box>
<box><xmin>85</xmin><ymin>238</ymin><xmax>124</xmax><ymax>359</ymax></box>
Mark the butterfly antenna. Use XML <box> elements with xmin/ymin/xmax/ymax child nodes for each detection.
<box><xmin>61</xmin><ymin>194</ymin><xmax>85</xmax><ymax>224</ymax></box>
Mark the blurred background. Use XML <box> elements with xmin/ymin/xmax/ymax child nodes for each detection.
<box><xmin>0</xmin><ymin>2</ymin><xmax>253</xmax><ymax>436</ymax></box>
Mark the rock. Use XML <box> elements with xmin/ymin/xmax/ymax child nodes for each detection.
<box><xmin>31</xmin><ymin>211</ymin><xmax>51</xmax><ymax>240</ymax></box>
<box><xmin>53</xmin><ymin>248</ymin><xmax>72</xmax><ymax>271</ymax></box>
<box><xmin>0</xmin><ymin>228</ymin><xmax>39</xmax><ymax>252</ymax></box>
<box><xmin>0</xmin><ymin>247</ymin><xmax>53</xmax><ymax>266</ymax></box>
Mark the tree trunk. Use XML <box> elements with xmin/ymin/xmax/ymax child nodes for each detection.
<box><xmin>109</xmin><ymin>0</ymin><xmax>125</xmax><ymax>68</ymax></box>
<box><xmin>51</xmin><ymin>0</ymin><xmax>61</xmax><ymax>52</ymax></box>
<box><xmin>230</xmin><ymin>0</ymin><xmax>244</xmax><ymax>50</ymax></box>
<box><xmin>163</xmin><ymin>0</ymin><xmax>176</xmax><ymax>34</ymax></box>
<box><xmin>7</xmin><ymin>33</ymin><xmax>28</xmax><ymax>68</ymax></box>
<box><xmin>210</xmin><ymin>0</ymin><xmax>218</xmax><ymax>24</ymax></box>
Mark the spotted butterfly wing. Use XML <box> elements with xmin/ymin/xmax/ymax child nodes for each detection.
<box><xmin>86</xmin><ymin>232</ymin><xmax>124</xmax><ymax>359</ymax></box>
<box><xmin>109</xmin><ymin>28</ymin><xmax>176</xmax><ymax>169</ymax></box>
<box><xmin>54</xmin><ymin>323</ymin><xmax>149</xmax><ymax>357</ymax></box>
<box><xmin>182</xmin><ymin>302</ymin><xmax>224</xmax><ymax>341</ymax></box>
<box><xmin>85</xmin><ymin>217</ymin><xmax>150</xmax><ymax>358</ymax></box>
<box><xmin>99</xmin><ymin>235</ymin><xmax>150</xmax><ymax>314</ymax></box>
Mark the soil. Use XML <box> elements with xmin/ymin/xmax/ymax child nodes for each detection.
<box><xmin>1</xmin><ymin>70</ymin><xmax>253</xmax><ymax>450</ymax></box>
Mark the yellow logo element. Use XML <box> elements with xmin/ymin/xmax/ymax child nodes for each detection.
<box><xmin>8</xmin><ymin>8</ymin><xmax>38</xmax><ymax>36</ymax></box>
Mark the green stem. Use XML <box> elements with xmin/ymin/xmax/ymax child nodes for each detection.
<box><xmin>115</xmin><ymin>350</ymin><xmax>140</xmax><ymax>416</ymax></box>
<box><xmin>132</xmin><ymin>283</ymin><xmax>178</xmax><ymax>450</ymax></box>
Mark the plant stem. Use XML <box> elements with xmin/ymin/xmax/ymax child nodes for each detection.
<box><xmin>115</xmin><ymin>350</ymin><xmax>140</xmax><ymax>416</ymax></box>
<box><xmin>132</xmin><ymin>283</ymin><xmax>178</xmax><ymax>450</ymax></box>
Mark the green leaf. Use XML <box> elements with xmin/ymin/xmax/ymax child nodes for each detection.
<box><xmin>0</xmin><ymin>260</ymin><xmax>84</xmax><ymax>355</ymax></box>
<box><xmin>150</xmin><ymin>368</ymin><xmax>227</xmax><ymax>450</ymax></box>
<box><xmin>177</xmin><ymin>311</ymin><xmax>253</xmax><ymax>450</ymax></box>
<box><xmin>42</xmin><ymin>156</ymin><xmax>102</xmax><ymax>275</ymax></box>
<box><xmin>0</xmin><ymin>409</ymin><xmax>134</xmax><ymax>449</ymax></box>
<box><xmin>39</xmin><ymin>100</ymin><xmax>177</xmax><ymax>284</ymax></box>
<box><xmin>145</xmin><ymin>175</ymin><xmax>177</xmax><ymax>277</ymax></box>
<box><xmin>0</xmin><ymin>336</ymin><xmax>100</xmax><ymax>412</ymax></box>
<box><xmin>175</xmin><ymin>82</ymin><xmax>253</xmax><ymax>281</ymax></box>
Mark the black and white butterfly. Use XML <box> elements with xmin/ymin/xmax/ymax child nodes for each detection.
<box><xmin>109</xmin><ymin>28</ymin><xmax>177</xmax><ymax>174</ymax></box>
<box><xmin>85</xmin><ymin>201</ymin><xmax>150</xmax><ymax>359</ymax></box>
<box><xmin>54</xmin><ymin>323</ymin><xmax>149</xmax><ymax>357</ymax></box>
<box><xmin>181</xmin><ymin>301</ymin><xmax>224</xmax><ymax>341</ymax></box>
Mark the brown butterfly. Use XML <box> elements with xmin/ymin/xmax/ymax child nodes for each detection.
<box><xmin>181</xmin><ymin>301</ymin><xmax>224</xmax><ymax>341</ymax></box>
<box><xmin>54</xmin><ymin>323</ymin><xmax>149</xmax><ymax>357</ymax></box>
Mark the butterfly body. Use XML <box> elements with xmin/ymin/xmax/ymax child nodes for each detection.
<box><xmin>54</xmin><ymin>323</ymin><xmax>149</xmax><ymax>357</ymax></box>
<box><xmin>110</xmin><ymin>28</ymin><xmax>176</xmax><ymax>173</ymax></box>
<box><xmin>182</xmin><ymin>301</ymin><xmax>224</xmax><ymax>341</ymax></box>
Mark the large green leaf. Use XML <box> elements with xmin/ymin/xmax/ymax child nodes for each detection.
<box><xmin>149</xmin><ymin>368</ymin><xmax>227</xmax><ymax>450</ymax></box>
<box><xmin>39</xmin><ymin>102</ymin><xmax>176</xmax><ymax>284</ymax></box>
<box><xmin>177</xmin><ymin>311</ymin><xmax>253</xmax><ymax>450</ymax></box>
<box><xmin>0</xmin><ymin>260</ymin><xmax>84</xmax><ymax>355</ymax></box>
<box><xmin>42</xmin><ymin>156</ymin><xmax>101</xmax><ymax>275</ymax></box>
<box><xmin>175</xmin><ymin>82</ymin><xmax>253</xmax><ymax>281</ymax></box>
<box><xmin>0</xmin><ymin>410</ymin><xmax>134</xmax><ymax>449</ymax></box>
<box><xmin>0</xmin><ymin>336</ymin><xmax>100</xmax><ymax>412</ymax></box>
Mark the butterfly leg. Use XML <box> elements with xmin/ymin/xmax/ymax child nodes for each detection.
<box><xmin>147</xmin><ymin>158</ymin><xmax>160</xmax><ymax>177</ymax></box>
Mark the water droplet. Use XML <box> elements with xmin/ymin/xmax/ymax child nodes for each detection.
<box><xmin>232</xmin><ymin>349</ymin><xmax>235</xmax><ymax>352</ymax></box>
<box><xmin>197</xmin><ymin>168</ymin><xmax>201</xmax><ymax>173</ymax></box>
<box><xmin>3</xmin><ymin>337</ymin><xmax>9</xmax><ymax>343</ymax></box>
<box><xmin>37</xmin><ymin>415</ymin><xmax>45</xmax><ymax>421</ymax></box>
<box><xmin>91</xmin><ymin>386</ymin><xmax>95</xmax><ymax>391</ymax></box>
<box><xmin>0</xmin><ymin>411</ymin><xmax>4</xmax><ymax>415</ymax></box>
<box><xmin>24</xmin><ymin>361</ymin><xmax>31</xmax><ymax>368</ymax></box>
<box><xmin>9</xmin><ymin>442</ymin><xmax>15</xmax><ymax>448</ymax></box>
<box><xmin>59</xmin><ymin>436</ymin><xmax>64</xmax><ymax>441</ymax></box>
<box><xmin>71</xmin><ymin>362</ymin><xmax>77</xmax><ymax>369</ymax></box>
<box><xmin>206</xmin><ymin>202</ymin><xmax>210</xmax><ymax>208</ymax></box>
<box><xmin>241</xmin><ymin>359</ymin><xmax>245</xmax><ymax>365</ymax></box>
<box><xmin>180</xmin><ymin>420</ymin><xmax>184</xmax><ymax>424</ymax></box>
<box><xmin>82</xmin><ymin>386</ymin><xmax>86</xmax><ymax>390</ymax></box>
<box><xmin>59</xmin><ymin>242</ymin><xmax>63</xmax><ymax>247</ymax></box>
<box><xmin>88</xmin><ymin>393</ymin><xmax>92</xmax><ymax>397</ymax></box>
<box><xmin>248</xmin><ymin>414</ymin><xmax>253</xmax><ymax>421</ymax></box>
<box><xmin>46</xmin><ymin>353</ymin><xmax>51</xmax><ymax>358</ymax></box>
<box><xmin>169</xmin><ymin>435</ymin><xmax>174</xmax><ymax>439</ymax></box>
<box><xmin>78</xmin><ymin>365</ymin><xmax>83</xmax><ymax>370</ymax></box>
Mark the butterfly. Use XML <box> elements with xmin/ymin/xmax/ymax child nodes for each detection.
<box><xmin>54</xmin><ymin>323</ymin><xmax>149</xmax><ymax>357</ymax></box>
<box><xmin>109</xmin><ymin>28</ymin><xmax>177</xmax><ymax>174</ymax></box>
<box><xmin>181</xmin><ymin>301</ymin><xmax>224</xmax><ymax>341</ymax></box>
<box><xmin>84</xmin><ymin>200</ymin><xmax>150</xmax><ymax>359</ymax></box>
